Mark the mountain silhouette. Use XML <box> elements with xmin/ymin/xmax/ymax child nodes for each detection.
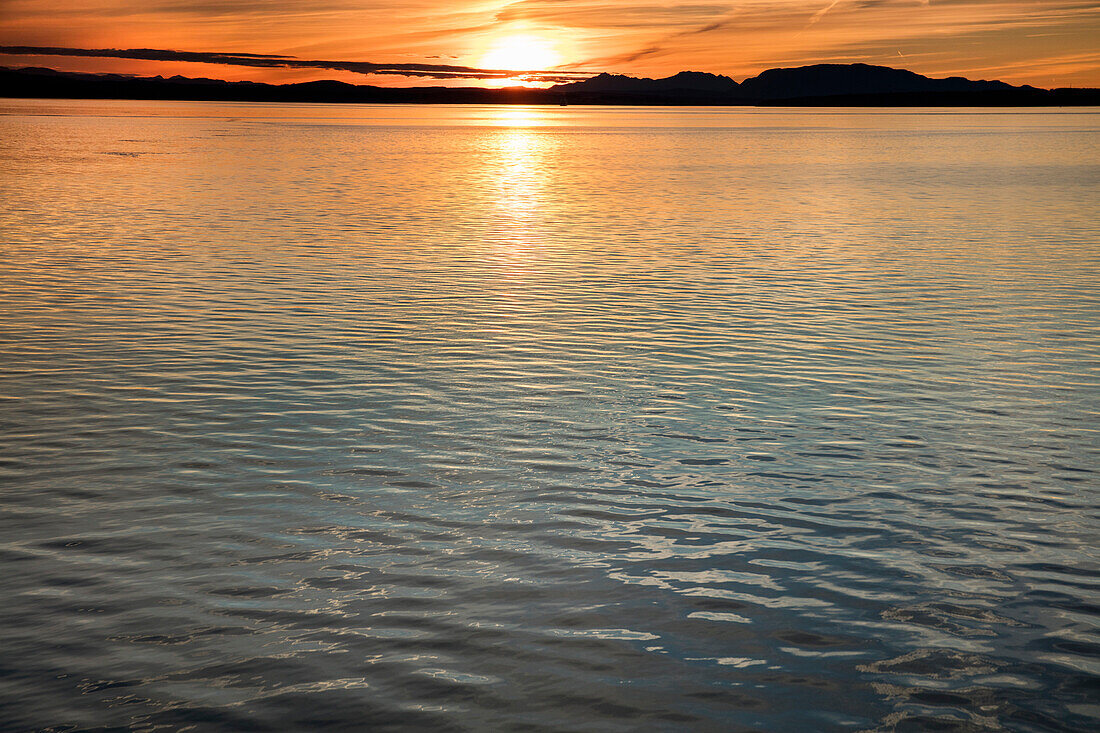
<box><xmin>3</xmin><ymin>63</ymin><xmax>1096</xmax><ymax>106</ymax></box>
<box><xmin>739</xmin><ymin>63</ymin><xmax>1015</xmax><ymax>98</ymax></box>
<box><xmin>553</xmin><ymin>63</ymin><xmax>1022</xmax><ymax>101</ymax></box>
<box><xmin>566</xmin><ymin>70</ymin><xmax>740</xmax><ymax>94</ymax></box>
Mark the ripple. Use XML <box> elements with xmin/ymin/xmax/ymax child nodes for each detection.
<box><xmin>1</xmin><ymin>100</ymin><xmax>1098</xmax><ymax>732</ymax></box>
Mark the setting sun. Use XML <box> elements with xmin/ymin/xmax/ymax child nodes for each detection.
<box><xmin>479</xmin><ymin>34</ymin><xmax>560</xmax><ymax>72</ymax></box>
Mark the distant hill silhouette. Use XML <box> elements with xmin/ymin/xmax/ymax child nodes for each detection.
<box><xmin>742</xmin><ymin>63</ymin><xmax>1016</xmax><ymax>98</ymax></box>
<box><xmin>2</xmin><ymin>64</ymin><xmax>1097</xmax><ymax>106</ymax></box>
<box><xmin>553</xmin><ymin>63</ymin><xmax>1043</xmax><ymax>103</ymax></box>
<box><xmin>565</xmin><ymin>70</ymin><xmax>740</xmax><ymax>94</ymax></box>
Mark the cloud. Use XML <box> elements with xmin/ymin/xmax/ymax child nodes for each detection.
<box><xmin>806</xmin><ymin>0</ymin><xmax>844</xmax><ymax>28</ymax></box>
<box><xmin>0</xmin><ymin>45</ymin><xmax>596</xmax><ymax>82</ymax></box>
<box><xmin>493</xmin><ymin>1</ymin><xmax>733</xmax><ymax>29</ymax></box>
<box><xmin>566</xmin><ymin>6</ymin><xmax>745</xmax><ymax>67</ymax></box>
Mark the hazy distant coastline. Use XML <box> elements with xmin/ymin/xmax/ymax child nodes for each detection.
<box><xmin>3</xmin><ymin>63</ymin><xmax>1098</xmax><ymax>106</ymax></box>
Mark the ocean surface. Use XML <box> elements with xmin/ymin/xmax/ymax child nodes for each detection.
<box><xmin>1</xmin><ymin>99</ymin><xmax>1098</xmax><ymax>732</ymax></box>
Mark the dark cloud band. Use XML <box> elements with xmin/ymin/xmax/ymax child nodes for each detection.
<box><xmin>0</xmin><ymin>46</ymin><xmax>596</xmax><ymax>82</ymax></box>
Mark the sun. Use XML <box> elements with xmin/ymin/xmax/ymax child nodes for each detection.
<box><xmin>479</xmin><ymin>34</ymin><xmax>560</xmax><ymax>72</ymax></box>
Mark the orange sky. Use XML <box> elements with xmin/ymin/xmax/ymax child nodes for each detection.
<box><xmin>1</xmin><ymin>1</ymin><xmax>1098</xmax><ymax>87</ymax></box>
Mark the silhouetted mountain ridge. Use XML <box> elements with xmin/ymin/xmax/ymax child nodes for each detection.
<box><xmin>553</xmin><ymin>63</ymin><xmax>1022</xmax><ymax>100</ymax></box>
<box><xmin>3</xmin><ymin>63</ymin><xmax>1097</xmax><ymax>106</ymax></box>
<box><xmin>573</xmin><ymin>71</ymin><xmax>739</xmax><ymax>93</ymax></box>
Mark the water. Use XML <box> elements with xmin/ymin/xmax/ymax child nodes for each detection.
<box><xmin>1</xmin><ymin>99</ymin><xmax>1098</xmax><ymax>732</ymax></box>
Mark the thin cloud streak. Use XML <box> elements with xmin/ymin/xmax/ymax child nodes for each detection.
<box><xmin>0</xmin><ymin>45</ymin><xmax>597</xmax><ymax>82</ymax></box>
<box><xmin>565</xmin><ymin>7</ymin><xmax>744</xmax><ymax>67</ymax></box>
<box><xmin>806</xmin><ymin>0</ymin><xmax>844</xmax><ymax>28</ymax></box>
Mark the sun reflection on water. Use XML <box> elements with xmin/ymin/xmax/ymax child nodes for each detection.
<box><xmin>488</xmin><ymin>106</ymin><xmax>551</xmax><ymax>128</ymax></box>
<box><xmin>492</xmin><ymin>118</ymin><xmax>549</xmax><ymax>220</ymax></box>
<box><xmin>486</xmin><ymin>114</ymin><xmax>555</xmax><ymax>284</ymax></box>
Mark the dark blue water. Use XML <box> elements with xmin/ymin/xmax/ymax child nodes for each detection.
<box><xmin>1</xmin><ymin>100</ymin><xmax>1098</xmax><ymax>731</ymax></box>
